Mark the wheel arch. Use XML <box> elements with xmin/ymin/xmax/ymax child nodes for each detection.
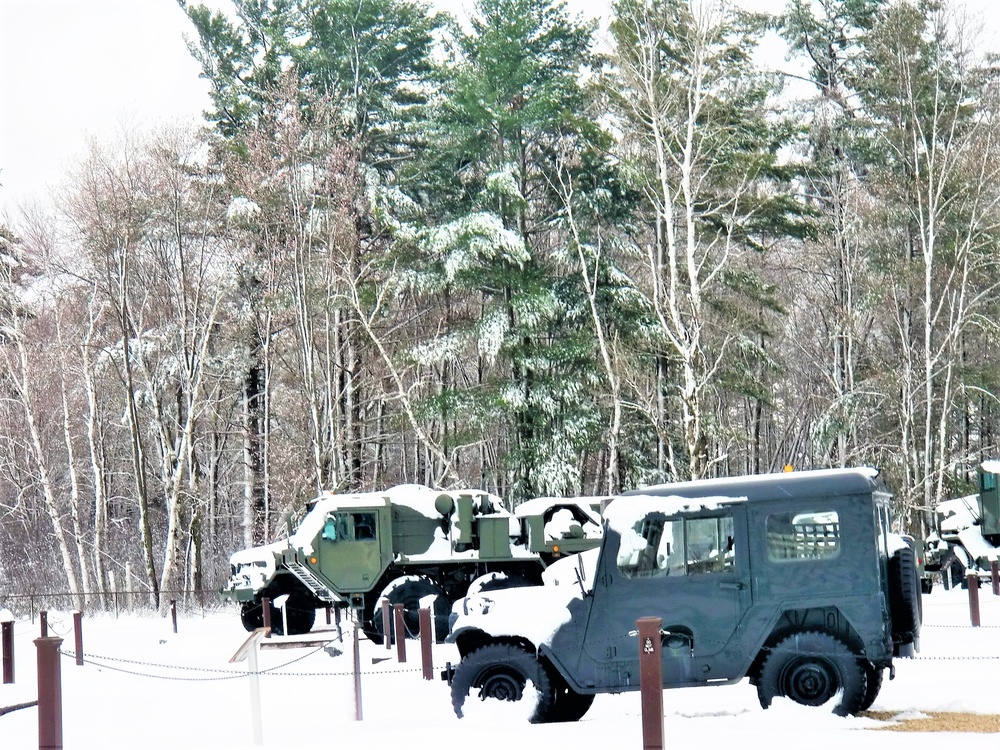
<box><xmin>746</xmin><ymin>606</ymin><xmax>865</xmax><ymax>682</ymax></box>
<box><xmin>452</xmin><ymin>628</ymin><xmax>539</xmax><ymax>660</ymax></box>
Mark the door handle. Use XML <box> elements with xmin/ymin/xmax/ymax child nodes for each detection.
<box><xmin>719</xmin><ymin>581</ymin><xmax>745</xmax><ymax>591</ymax></box>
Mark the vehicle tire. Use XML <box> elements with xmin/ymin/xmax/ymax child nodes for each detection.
<box><xmin>888</xmin><ymin>545</ymin><xmax>921</xmax><ymax>645</ymax></box>
<box><xmin>372</xmin><ymin>576</ymin><xmax>450</xmax><ymax>643</ymax></box>
<box><xmin>280</xmin><ymin>596</ymin><xmax>317</xmax><ymax>636</ymax></box>
<box><xmin>240</xmin><ymin>600</ymin><xmax>264</xmax><ymax>632</ymax></box>
<box><xmin>756</xmin><ymin>631</ymin><xmax>867</xmax><ymax>716</ymax></box>
<box><xmin>451</xmin><ymin>643</ymin><xmax>555</xmax><ymax>723</ymax></box>
<box><xmin>857</xmin><ymin>661</ymin><xmax>883</xmax><ymax>712</ymax></box>
<box><xmin>544</xmin><ymin>676</ymin><xmax>595</xmax><ymax>722</ymax></box>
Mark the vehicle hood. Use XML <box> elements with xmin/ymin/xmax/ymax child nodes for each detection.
<box><xmin>449</xmin><ymin>575</ymin><xmax>588</xmax><ymax>648</ymax></box>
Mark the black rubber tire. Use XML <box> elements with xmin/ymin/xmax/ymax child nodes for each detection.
<box><xmin>240</xmin><ymin>600</ymin><xmax>264</xmax><ymax>632</ymax></box>
<box><xmin>279</xmin><ymin>596</ymin><xmax>317</xmax><ymax>635</ymax></box>
<box><xmin>888</xmin><ymin>546</ymin><xmax>921</xmax><ymax>645</ymax></box>
<box><xmin>756</xmin><ymin>631</ymin><xmax>867</xmax><ymax>716</ymax></box>
<box><xmin>857</xmin><ymin>661</ymin><xmax>883</xmax><ymax>712</ymax></box>
<box><xmin>372</xmin><ymin>577</ymin><xmax>450</xmax><ymax>643</ymax></box>
<box><xmin>545</xmin><ymin>679</ymin><xmax>595</xmax><ymax>722</ymax></box>
<box><xmin>451</xmin><ymin>643</ymin><xmax>555</xmax><ymax>723</ymax></box>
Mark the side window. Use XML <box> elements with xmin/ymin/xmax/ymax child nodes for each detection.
<box><xmin>766</xmin><ymin>510</ymin><xmax>840</xmax><ymax>561</ymax></box>
<box><xmin>617</xmin><ymin>514</ymin><xmax>734</xmax><ymax>578</ymax></box>
<box><xmin>322</xmin><ymin>512</ymin><xmax>376</xmax><ymax>542</ymax></box>
<box><xmin>322</xmin><ymin>513</ymin><xmax>352</xmax><ymax>541</ymax></box>
<box><xmin>353</xmin><ymin>512</ymin><xmax>377</xmax><ymax>541</ymax></box>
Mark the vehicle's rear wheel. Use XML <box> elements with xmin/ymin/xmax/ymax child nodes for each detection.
<box><xmin>888</xmin><ymin>545</ymin><xmax>921</xmax><ymax>646</ymax></box>
<box><xmin>857</xmin><ymin>661</ymin><xmax>883</xmax><ymax>712</ymax></box>
<box><xmin>451</xmin><ymin>643</ymin><xmax>555</xmax><ymax>723</ymax></box>
<box><xmin>757</xmin><ymin>631</ymin><xmax>867</xmax><ymax>716</ymax></box>
<box><xmin>371</xmin><ymin>576</ymin><xmax>450</xmax><ymax>643</ymax></box>
<box><xmin>544</xmin><ymin>676</ymin><xmax>595</xmax><ymax>722</ymax></box>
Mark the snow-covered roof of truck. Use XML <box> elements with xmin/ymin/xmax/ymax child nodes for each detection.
<box><xmin>623</xmin><ymin>467</ymin><xmax>883</xmax><ymax>503</ymax></box>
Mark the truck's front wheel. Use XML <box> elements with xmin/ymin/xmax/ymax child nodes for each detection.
<box><xmin>451</xmin><ymin>643</ymin><xmax>555</xmax><ymax>723</ymax></box>
<box><xmin>240</xmin><ymin>600</ymin><xmax>263</xmax><ymax>631</ymax></box>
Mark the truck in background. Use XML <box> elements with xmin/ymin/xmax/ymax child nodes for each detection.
<box><xmin>220</xmin><ymin>484</ymin><xmax>605</xmax><ymax>639</ymax></box>
<box><xmin>921</xmin><ymin>460</ymin><xmax>1000</xmax><ymax>592</ymax></box>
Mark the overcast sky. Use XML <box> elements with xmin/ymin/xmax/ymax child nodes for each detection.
<box><xmin>0</xmin><ymin>0</ymin><xmax>997</xmax><ymax>217</ymax></box>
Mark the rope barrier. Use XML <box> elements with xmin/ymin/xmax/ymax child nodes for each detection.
<box><xmin>55</xmin><ymin>647</ymin><xmax>428</xmax><ymax>680</ymax></box>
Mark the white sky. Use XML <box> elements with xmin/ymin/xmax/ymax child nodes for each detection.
<box><xmin>0</xmin><ymin>0</ymin><xmax>997</xmax><ymax>217</ymax></box>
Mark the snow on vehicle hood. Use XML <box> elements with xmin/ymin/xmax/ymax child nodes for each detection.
<box><xmin>541</xmin><ymin>547</ymin><xmax>600</xmax><ymax>590</ymax></box>
<box><xmin>450</xmin><ymin>581</ymin><xmax>586</xmax><ymax>648</ymax></box>
<box><xmin>938</xmin><ymin>495</ymin><xmax>980</xmax><ymax>533</ymax></box>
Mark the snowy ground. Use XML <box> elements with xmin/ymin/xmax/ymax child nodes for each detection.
<box><xmin>2</xmin><ymin>585</ymin><xmax>999</xmax><ymax>749</ymax></box>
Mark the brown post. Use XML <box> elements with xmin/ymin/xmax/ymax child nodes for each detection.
<box><xmin>73</xmin><ymin>612</ymin><xmax>84</xmax><ymax>667</ymax></box>
<box><xmin>35</xmin><ymin>636</ymin><xmax>64</xmax><ymax>750</ymax></box>
<box><xmin>382</xmin><ymin>599</ymin><xmax>391</xmax><ymax>650</ymax></box>
<box><xmin>968</xmin><ymin>573</ymin><xmax>981</xmax><ymax>627</ymax></box>
<box><xmin>325</xmin><ymin>605</ymin><xmax>332</xmax><ymax>625</ymax></box>
<box><xmin>992</xmin><ymin>560</ymin><xmax>999</xmax><ymax>597</ymax></box>
<box><xmin>262</xmin><ymin>597</ymin><xmax>271</xmax><ymax>638</ymax></box>
<box><xmin>170</xmin><ymin>600</ymin><xmax>178</xmax><ymax>634</ymax></box>
<box><xmin>419</xmin><ymin>607</ymin><xmax>433</xmax><ymax>680</ymax></box>
<box><xmin>2</xmin><ymin>620</ymin><xmax>13</xmax><ymax>684</ymax></box>
<box><xmin>353</xmin><ymin>622</ymin><xmax>363</xmax><ymax>721</ymax></box>
<box><xmin>394</xmin><ymin>604</ymin><xmax>406</xmax><ymax>663</ymax></box>
<box><xmin>636</xmin><ymin>617</ymin><xmax>664</xmax><ymax>750</ymax></box>
<box><xmin>40</xmin><ymin>611</ymin><xmax>48</xmax><ymax>638</ymax></box>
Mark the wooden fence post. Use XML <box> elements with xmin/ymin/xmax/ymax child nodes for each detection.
<box><xmin>73</xmin><ymin>612</ymin><xmax>84</xmax><ymax>667</ymax></box>
<box><xmin>35</xmin><ymin>636</ymin><xmax>64</xmax><ymax>750</ymax></box>
<box><xmin>1</xmin><ymin>619</ymin><xmax>13</xmax><ymax>684</ymax></box>
<box><xmin>636</xmin><ymin>617</ymin><xmax>664</xmax><ymax>750</ymax></box>
<box><xmin>394</xmin><ymin>604</ymin><xmax>406</xmax><ymax>663</ymax></box>
<box><xmin>968</xmin><ymin>573</ymin><xmax>981</xmax><ymax>627</ymax></box>
<box><xmin>419</xmin><ymin>607</ymin><xmax>433</xmax><ymax>680</ymax></box>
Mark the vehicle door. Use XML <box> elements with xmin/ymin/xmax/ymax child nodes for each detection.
<box><xmin>572</xmin><ymin>508</ymin><xmax>751</xmax><ymax>690</ymax></box>
<box><xmin>315</xmin><ymin>508</ymin><xmax>386</xmax><ymax>592</ymax></box>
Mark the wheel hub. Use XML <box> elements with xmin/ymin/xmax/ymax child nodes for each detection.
<box><xmin>478</xmin><ymin>671</ymin><xmax>525</xmax><ymax>703</ymax></box>
<box><xmin>784</xmin><ymin>660</ymin><xmax>835</xmax><ymax>706</ymax></box>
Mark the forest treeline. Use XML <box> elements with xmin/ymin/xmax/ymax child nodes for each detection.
<box><xmin>1</xmin><ymin>0</ymin><xmax>999</xmax><ymax>608</ymax></box>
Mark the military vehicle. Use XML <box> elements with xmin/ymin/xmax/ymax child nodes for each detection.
<box><xmin>221</xmin><ymin>484</ymin><xmax>605</xmax><ymax>639</ymax></box>
<box><xmin>921</xmin><ymin>460</ymin><xmax>1000</xmax><ymax>591</ymax></box>
<box><xmin>446</xmin><ymin>467</ymin><xmax>921</xmax><ymax>721</ymax></box>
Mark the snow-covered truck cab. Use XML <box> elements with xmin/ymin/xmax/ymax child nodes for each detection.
<box><xmin>447</xmin><ymin>467</ymin><xmax>921</xmax><ymax>722</ymax></box>
<box><xmin>220</xmin><ymin>485</ymin><xmax>606</xmax><ymax>639</ymax></box>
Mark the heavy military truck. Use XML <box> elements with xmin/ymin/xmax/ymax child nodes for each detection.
<box><xmin>221</xmin><ymin>484</ymin><xmax>604</xmax><ymax>639</ymax></box>
<box><xmin>446</xmin><ymin>467</ymin><xmax>921</xmax><ymax>721</ymax></box>
<box><xmin>921</xmin><ymin>460</ymin><xmax>1000</xmax><ymax>591</ymax></box>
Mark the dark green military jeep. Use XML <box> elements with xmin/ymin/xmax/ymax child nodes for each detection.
<box><xmin>447</xmin><ymin>468</ymin><xmax>920</xmax><ymax>721</ymax></box>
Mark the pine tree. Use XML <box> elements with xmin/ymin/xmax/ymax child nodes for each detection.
<box><xmin>397</xmin><ymin>0</ymin><xmax>614</xmax><ymax>500</ymax></box>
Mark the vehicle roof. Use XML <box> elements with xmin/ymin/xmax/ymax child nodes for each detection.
<box><xmin>623</xmin><ymin>467</ymin><xmax>888</xmax><ymax>503</ymax></box>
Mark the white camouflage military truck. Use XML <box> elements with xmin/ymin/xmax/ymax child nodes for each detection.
<box><xmin>220</xmin><ymin>484</ymin><xmax>604</xmax><ymax>639</ymax></box>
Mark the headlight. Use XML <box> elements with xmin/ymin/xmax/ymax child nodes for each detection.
<box><xmin>461</xmin><ymin>595</ymin><xmax>493</xmax><ymax>616</ymax></box>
